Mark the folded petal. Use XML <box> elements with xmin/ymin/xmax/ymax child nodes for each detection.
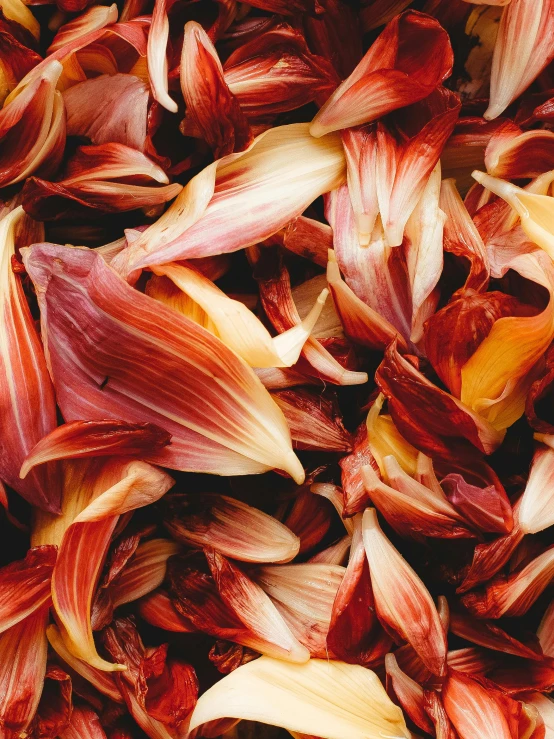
<box><xmin>51</xmin><ymin>458</ymin><xmax>173</xmax><ymax>671</ymax></box>
<box><xmin>450</xmin><ymin>607</ymin><xmax>544</xmax><ymax>660</ymax></box>
<box><xmin>23</xmin><ymin>243</ymin><xmax>305</xmax><ymax>482</ymax></box>
<box><xmin>163</xmin><ymin>493</ymin><xmax>300</xmax><ymax>563</ymax></box>
<box><xmin>440</xmin><ymin>472</ymin><xmax>513</xmax><ymax>534</ymax></box>
<box><xmin>365</xmin><ymin>394</ymin><xmax>419</xmax><ymax>478</ymax></box>
<box><xmin>146</xmin><ymin>261</ymin><xmax>327</xmax><ymax>368</ymax></box>
<box><xmin>0</xmin><ymin>206</ymin><xmax>60</xmax><ymax>512</ymax></box>
<box><xmin>340</xmin><ymin>422</ymin><xmax>379</xmax><ymax>516</ymax></box>
<box><xmin>362</xmin><ymin>508</ymin><xmax>447</xmax><ymax>675</ymax></box>
<box><xmin>462</xmin><ymin>545</ymin><xmax>554</xmax><ymax>618</ymax></box>
<box><xmin>188</xmin><ymin>656</ymin><xmax>411</xmax><ymax>739</ymax></box>
<box><xmin>362</xmin><ymin>460</ymin><xmax>474</xmax><ymax>540</ymax></box>
<box><xmin>0</xmin><ymin>60</ymin><xmax>65</xmax><ymax>186</ymax></box>
<box><xmin>113</xmin><ymin>123</ymin><xmax>346</xmax><ymax>275</ymax></box>
<box><xmin>21</xmin><ymin>420</ymin><xmax>171</xmax><ymax>478</ymax></box>
<box><xmin>255</xmin><ymin>562</ymin><xmax>345</xmax><ymax>658</ymax></box>
<box><xmin>180</xmin><ymin>20</ymin><xmax>251</xmax><ymax>157</ymax></box>
<box><xmin>59</xmin><ymin>705</ymin><xmax>107</xmax><ymax>739</ymax></box>
<box><xmin>137</xmin><ymin>590</ymin><xmax>195</xmax><ymax>633</ymax></box>
<box><xmin>272</xmin><ymin>387</ymin><xmax>352</xmax><ymax>452</ymax></box>
<box><xmin>147</xmin><ymin>0</ymin><xmax>177</xmax><ymax>113</ymax></box>
<box><xmin>486</xmin><ymin>127</ymin><xmax>554</xmax><ymax>180</ymax></box>
<box><xmin>63</xmin><ymin>73</ymin><xmax>149</xmax><ymax>150</ymax></box>
<box><xmin>375</xmin><ymin>340</ymin><xmax>505</xmax><ymax>462</ymax></box>
<box><xmin>0</xmin><ymin>545</ymin><xmax>56</xmax><ymax>633</ymax></box>
<box><xmin>327</xmin><ymin>517</ymin><xmax>392</xmax><ymax>665</ymax></box>
<box><xmin>385</xmin><ymin>652</ymin><xmax>434</xmax><ymax>734</ymax></box>
<box><xmin>311</xmin><ymin>11</ymin><xmax>453</xmax><ymax>137</ymax></box>
<box><xmin>485</xmin><ymin>0</ymin><xmax>554</xmax><ymax>120</ymax></box>
<box><xmin>303</xmin><ymin>0</ymin><xmax>363</xmax><ymax>79</ymax></box>
<box><xmin>0</xmin><ymin>606</ymin><xmax>48</xmax><ymax>739</ymax></box>
<box><xmin>284</xmin><ymin>487</ymin><xmax>334</xmax><ymax>555</ymax></box>
<box><xmin>278</xmin><ymin>215</ymin><xmax>333</xmax><ymax>267</ymax></box>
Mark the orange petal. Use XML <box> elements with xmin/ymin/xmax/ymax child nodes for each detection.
<box><xmin>385</xmin><ymin>652</ymin><xmax>434</xmax><ymax>734</ymax></box>
<box><xmin>0</xmin><ymin>546</ymin><xmax>56</xmax><ymax>633</ymax></box>
<box><xmin>137</xmin><ymin>590</ymin><xmax>195</xmax><ymax>633</ymax></box>
<box><xmin>362</xmin><ymin>508</ymin><xmax>447</xmax><ymax>675</ymax></box>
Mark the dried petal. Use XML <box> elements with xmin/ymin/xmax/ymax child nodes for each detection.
<box><xmin>362</xmin><ymin>508</ymin><xmax>447</xmax><ymax>675</ymax></box>
<box><xmin>385</xmin><ymin>652</ymin><xmax>434</xmax><ymax>734</ymax></box>
<box><xmin>137</xmin><ymin>590</ymin><xmax>195</xmax><ymax>633</ymax></box>
<box><xmin>163</xmin><ymin>493</ymin><xmax>299</xmax><ymax>563</ymax></box>
<box><xmin>440</xmin><ymin>473</ymin><xmax>513</xmax><ymax>534</ymax></box>
<box><xmin>0</xmin><ymin>545</ymin><xmax>56</xmax><ymax>633</ymax></box>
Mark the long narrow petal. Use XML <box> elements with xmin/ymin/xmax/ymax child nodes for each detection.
<box><xmin>0</xmin><ymin>545</ymin><xmax>56</xmax><ymax>633</ymax></box>
<box><xmin>147</xmin><ymin>0</ymin><xmax>177</xmax><ymax>112</ymax></box>
<box><xmin>310</xmin><ymin>11</ymin><xmax>453</xmax><ymax>136</ymax></box>
<box><xmin>485</xmin><ymin>0</ymin><xmax>554</xmax><ymax>120</ymax></box>
<box><xmin>450</xmin><ymin>607</ymin><xmax>544</xmax><ymax>660</ymax></box>
<box><xmin>385</xmin><ymin>653</ymin><xmax>434</xmax><ymax>734</ymax></box>
<box><xmin>0</xmin><ymin>206</ymin><xmax>60</xmax><ymax>512</ymax></box>
<box><xmin>21</xmin><ymin>420</ymin><xmax>171</xmax><ymax>478</ymax></box>
<box><xmin>362</xmin><ymin>508</ymin><xmax>447</xmax><ymax>675</ymax></box>
<box><xmin>22</xmin><ymin>243</ymin><xmax>305</xmax><ymax>482</ymax></box>
<box><xmin>47</xmin><ymin>3</ymin><xmax>118</xmax><ymax>51</ymax></box>
<box><xmin>113</xmin><ymin>123</ymin><xmax>345</xmax><ymax>275</ymax></box>
<box><xmin>163</xmin><ymin>493</ymin><xmax>300</xmax><ymax>563</ymax></box>
<box><xmin>340</xmin><ymin>423</ymin><xmax>379</xmax><ymax>516</ymax></box>
<box><xmin>462</xmin><ymin>545</ymin><xmax>554</xmax><ymax>618</ymax></box>
<box><xmin>516</xmin><ymin>445</ymin><xmax>554</xmax><ymax>534</ymax></box>
<box><xmin>0</xmin><ymin>606</ymin><xmax>48</xmax><ymax>739</ymax></box>
<box><xmin>255</xmin><ymin>562</ymin><xmax>345</xmax><ymax>658</ymax></box>
<box><xmin>138</xmin><ymin>590</ymin><xmax>195</xmax><ymax>633</ymax></box>
<box><xmin>181</xmin><ymin>21</ymin><xmax>251</xmax><ymax>156</ymax></box>
<box><xmin>188</xmin><ymin>657</ymin><xmax>411</xmax><ymax>739</ymax></box>
<box><xmin>146</xmin><ymin>261</ymin><xmax>327</xmax><ymax>368</ymax></box>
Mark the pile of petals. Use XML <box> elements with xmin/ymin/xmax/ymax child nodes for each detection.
<box><xmin>4</xmin><ymin>0</ymin><xmax>554</xmax><ymax>737</ymax></box>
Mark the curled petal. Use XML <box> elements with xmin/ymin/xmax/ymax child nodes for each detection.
<box><xmin>138</xmin><ymin>590</ymin><xmax>195</xmax><ymax>633</ymax></box>
<box><xmin>181</xmin><ymin>21</ymin><xmax>251</xmax><ymax>157</ymax></box>
<box><xmin>362</xmin><ymin>508</ymin><xmax>447</xmax><ymax>676</ymax></box>
<box><xmin>113</xmin><ymin>123</ymin><xmax>346</xmax><ymax>275</ymax></box>
<box><xmin>0</xmin><ymin>206</ymin><xmax>60</xmax><ymax>512</ymax></box>
<box><xmin>342</xmin><ymin>126</ymin><xmax>379</xmax><ymax>247</ymax></box>
<box><xmin>385</xmin><ymin>653</ymin><xmax>434</xmax><ymax>734</ymax></box>
<box><xmin>485</xmin><ymin>0</ymin><xmax>554</xmax><ymax>120</ymax></box>
<box><xmin>206</xmin><ymin>549</ymin><xmax>310</xmax><ymax>663</ymax></box>
<box><xmin>63</xmin><ymin>73</ymin><xmax>149</xmax><ymax>151</ymax></box>
<box><xmin>272</xmin><ymin>387</ymin><xmax>352</xmax><ymax>452</ymax></box>
<box><xmin>440</xmin><ymin>473</ymin><xmax>513</xmax><ymax>534</ymax></box>
<box><xmin>366</xmin><ymin>394</ymin><xmax>418</xmax><ymax>478</ymax></box>
<box><xmin>163</xmin><ymin>493</ymin><xmax>300</xmax><ymax>563</ymax></box>
<box><xmin>0</xmin><ymin>545</ymin><xmax>56</xmax><ymax>633</ymax></box>
<box><xmin>446</xmin><ymin>646</ymin><xmax>499</xmax><ymax>675</ymax></box>
<box><xmin>360</xmin><ymin>0</ymin><xmax>413</xmax><ymax>31</ymax></box>
<box><xmin>327</xmin><ymin>518</ymin><xmax>392</xmax><ymax>665</ymax></box>
<box><xmin>375</xmin><ymin>340</ymin><xmax>505</xmax><ymax>462</ymax></box>
<box><xmin>22</xmin><ymin>243</ymin><xmax>305</xmax><ymax>483</ymax></box>
<box><xmin>462</xmin><ymin>545</ymin><xmax>554</xmax><ymax>618</ymax></box>
<box><xmin>309</xmin><ymin>535</ymin><xmax>352</xmax><ymax>566</ymax></box>
<box><xmin>516</xmin><ymin>445</ymin><xmax>554</xmax><ymax>534</ymax></box>
<box><xmin>21</xmin><ymin>420</ymin><xmax>171</xmax><ymax>478</ymax></box>
<box><xmin>310</xmin><ymin>11</ymin><xmax>453</xmax><ymax>137</ymax></box>
<box><xmin>340</xmin><ymin>423</ymin><xmax>379</xmax><ymax>516</ymax></box>
<box><xmin>486</xmin><ymin>127</ymin><xmax>554</xmax><ymax>180</ymax></box>
<box><xmin>59</xmin><ymin>705</ymin><xmax>107</xmax><ymax>739</ymax></box>
<box><xmin>189</xmin><ymin>656</ymin><xmax>410</xmax><ymax>739</ymax></box>
<box><xmin>146</xmin><ymin>261</ymin><xmax>327</xmax><ymax>368</ymax></box>
<box><xmin>278</xmin><ymin>216</ymin><xmax>333</xmax><ymax>267</ymax></box>
<box><xmin>147</xmin><ymin>0</ymin><xmax>177</xmax><ymax>112</ymax></box>
<box><xmin>284</xmin><ymin>488</ymin><xmax>334</xmax><ymax>555</ymax></box>
<box><xmin>255</xmin><ymin>562</ymin><xmax>345</xmax><ymax>658</ymax></box>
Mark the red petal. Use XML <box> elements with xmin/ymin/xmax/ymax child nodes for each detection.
<box><xmin>340</xmin><ymin>423</ymin><xmax>378</xmax><ymax>516</ymax></box>
<box><xmin>385</xmin><ymin>652</ymin><xmax>434</xmax><ymax>733</ymax></box>
<box><xmin>441</xmin><ymin>472</ymin><xmax>513</xmax><ymax>534</ymax></box>
<box><xmin>486</xmin><ymin>127</ymin><xmax>554</xmax><ymax>179</ymax></box>
<box><xmin>284</xmin><ymin>487</ymin><xmax>334</xmax><ymax>555</ymax></box>
<box><xmin>303</xmin><ymin>0</ymin><xmax>362</xmax><ymax>79</ymax></box>
<box><xmin>138</xmin><ymin>590</ymin><xmax>196</xmax><ymax>633</ymax></box>
<box><xmin>310</xmin><ymin>11</ymin><xmax>453</xmax><ymax>136</ymax></box>
<box><xmin>59</xmin><ymin>705</ymin><xmax>107</xmax><ymax>739</ymax></box>
<box><xmin>33</xmin><ymin>665</ymin><xmax>72</xmax><ymax>739</ymax></box>
<box><xmin>0</xmin><ymin>545</ymin><xmax>55</xmax><ymax>632</ymax></box>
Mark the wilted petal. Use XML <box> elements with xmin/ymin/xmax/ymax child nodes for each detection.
<box><xmin>181</xmin><ymin>21</ymin><xmax>251</xmax><ymax>157</ymax></box>
<box><xmin>224</xmin><ymin>23</ymin><xmax>338</xmax><ymax>119</ymax></box>
<box><xmin>146</xmin><ymin>261</ymin><xmax>327</xmax><ymax>368</ymax></box>
<box><xmin>462</xmin><ymin>545</ymin><xmax>554</xmax><ymax>618</ymax></box>
<box><xmin>362</xmin><ymin>508</ymin><xmax>447</xmax><ymax>675</ymax></box>
<box><xmin>272</xmin><ymin>387</ymin><xmax>352</xmax><ymax>452</ymax></box>
<box><xmin>327</xmin><ymin>517</ymin><xmax>392</xmax><ymax>665</ymax></box>
<box><xmin>0</xmin><ymin>206</ymin><xmax>60</xmax><ymax>512</ymax></box>
<box><xmin>341</xmin><ymin>127</ymin><xmax>379</xmax><ymax>247</ymax></box>
<box><xmin>21</xmin><ymin>420</ymin><xmax>171</xmax><ymax>478</ymax></box>
<box><xmin>362</xmin><ymin>459</ymin><xmax>474</xmax><ymax>540</ymax></box>
<box><xmin>206</xmin><ymin>549</ymin><xmax>310</xmax><ymax>663</ymax></box>
<box><xmin>0</xmin><ymin>60</ymin><xmax>65</xmax><ymax>186</ymax></box>
<box><xmin>189</xmin><ymin>656</ymin><xmax>410</xmax><ymax>739</ymax></box>
<box><xmin>255</xmin><ymin>562</ymin><xmax>345</xmax><ymax>658</ymax></box>
<box><xmin>0</xmin><ymin>545</ymin><xmax>56</xmax><ymax>633</ymax></box>
<box><xmin>147</xmin><ymin>0</ymin><xmax>177</xmax><ymax>113</ymax></box>
<box><xmin>47</xmin><ymin>3</ymin><xmax>118</xmax><ymax>52</ymax></box>
<box><xmin>440</xmin><ymin>473</ymin><xmax>513</xmax><ymax>534</ymax></box>
<box><xmin>327</xmin><ymin>249</ymin><xmax>407</xmax><ymax>351</ymax></box>
<box><xmin>366</xmin><ymin>393</ymin><xmax>419</xmax><ymax>478</ymax></box>
<box><xmin>485</xmin><ymin>127</ymin><xmax>554</xmax><ymax>180</ymax></box>
<box><xmin>340</xmin><ymin>423</ymin><xmax>379</xmax><ymax>516</ymax></box>
<box><xmin>59</xmin><ymin>705</ymin><xmax>107</xmax><ymax>739</ymax></box>
<box><xmin>51</xmin><ymin>459</ymin><xmax>173</xmax><ymax>671</ymax></box>
<box><xmin>32</xmin><ymin>665</ymin><xmax>72</xmax><ymax>739</ymax></box>
<box><xmin>449</xmin><ymin>607</ymin><xmax>544</xmax><ymax>660</ymax></box>
<box><xmin>375</xmin><ymin>340</ymin><xmax>505</xmax><ymax>462</ymax></box>
<box><xmin>485</xmin><ymin>0</ymin><xmax>554</xmax><ymax>120</ymax></box>
<box><xmin>310</xmin><ymin>11</ymin><xmax>453</xmax><ymax>137</ymax></box>
<box><xmin>113</xmin><ymin>123</ymin><xmax>346</xmax><ymax>275</ymax></box>
<box><xmin>0</xmin><ymin>606</ymin><xmax>48</xmax><ymax>739</ymax></box>
<box><xmin>63</xmin><ymin>73</ymin><xmax>149</xmax><ymax>150</ymax></box>
<box><xmin>525</xmin><ymin>694</ymin><xmax>554</xmax><ymax>739</ymax></box>
<box><xmin>385</xmin><ymin>653</ymin><xmax>434</xmax><ymax>734</ymax></box>
<box><xmin>278</xmin><ymin>216</ymin><xmax>333</xmax><ymax>267</ymax></box>
<box><xmin>22</xmin><ymin>143</ymin><xmax>181</xmax><ymax>220</ymax></box>
<box><xmin>309</xmin><ymin>535</ymin><xmax>352</xmax><ymax>566</ymax></box>
<box><xmin>284</xmin><ymin>487</ymin><xmax>334</xmax><ymax>555</ymax></box>
<box><xmin>375</xmin><ymin>89</ymin><xmax>459</xmax><ymax>247</ymax></box>
<box><xmin>303</xmin><ymin>0</ymin><xmax>362</xmax><ymax>79</ymax></box>
<box><xmin>163</xmin><ymin>493</ymin><xmax>300</xmax><ymax>563</ymax></box>
<box><xmin>22</xmin><ymin>243</ymin><xmax>305</xmax><ymax>482</ymax></box>
<box><xmin>138</xmin><ymin>590</ymin><xmax>195</xmax><ymax>633</ymax></box>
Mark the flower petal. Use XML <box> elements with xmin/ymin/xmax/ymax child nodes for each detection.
<box><xmin>59</xmin><ymin>705</ymin><xmax>107</xmax><ymax>739</ymax></box>
<box><xmin>137</xmin><ymin>590</ymin><xmax>195</xmax><ymax>633</ymax></box>
<box><xmin>188</xmin><ymin>656</ymin><xmax>411</xmax><ymax>739</ymax></box>
<box><xmin>385</xmin><ymin>652</ymin><xmax>434</xmax><ymax>734</ymax></box>
<box><xmin>310</xmin><ymin>11</ymin><xmax>453</xmax><ymax>137</ymax></box>
<box><xmin>362</xmin><ymin>507</ymin><xmax>447</xmax><ymax>675</ymax></box>
<box><xmin>163</xmin><ymin>493</ymin><xmax>300</xmax><ymax>563</ymax></box>
<box><xmin>440</xmin><ymin>472</ymin><xmax>513</xmax><ymax>534</ymax></box>
<box><xmin>516</xmin><ymin>444</ymin><xmax>554</xmax><ymax>534</ymax></box>
<box><xmin>0</xmin><ymin>545</ymin><xmax>56</xmax><ymax>633</ymax></box>
<box><xmin>22</xmin><ymin>242</ymin><xmax>305</xmax><ymax>482</ymax></box>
